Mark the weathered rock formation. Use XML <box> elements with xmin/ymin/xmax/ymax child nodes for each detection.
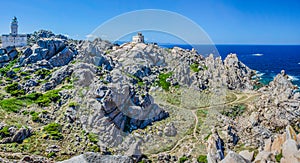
<box><xmin>0</xmin><ymin>46</ymin><xmax>19</xmax><ymax>67</ymax></box>
<box><xmin>20</xmin><ymin>38</ymin><xmax>77</xmax><ymax>67</ymax></box>
<box><xmin>0</xmin><ymin>124</ymin><xmax>32</xmax><ymax>144</ymax></box>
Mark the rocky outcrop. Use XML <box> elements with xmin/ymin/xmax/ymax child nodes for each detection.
<box><xmin>49</xmin><ymin>47</ymin><xmax>75</xmax><ymax>67</ymax></box>
<box><xmin>220</xmin><ymin>151</ymin><xmax>251</xmax><ymax>163</ymax></box>
<box><xmin>96</xmin><ymin>83</ymin><xmax>169</xmax><ymax>132</ymax></box>
<box><xmin>166</xmin><ymin>47</ymin><xmax>253</xmax><ymax>91</ymax></box>
<box><xmin>0</xmin><ymin>125</ymin><xmax>32</xmax><ymax>144</ymax></box>
<box><xmin>27</xmin><ymin>30</ymin><xmax>68</xmax><ymax>45</ymax></box>
<box><xmin>20</xmin><ymin>38</ymin><xmax>76</xmax><ymax>67</ymax></box>
<box><xmin>77</xmin><ymin>38</ymin><xmax>114</xmax><ymax>70</ymax></box>
<box><xmin>259</xmin><ymin>72</ymin><xmax>299</xmax><ymax>128</ymax></box>
<box><xmin>163</xmin><ymin>122</ymin><xmax>177</xmax><ymax>137</ymax></box>
<box><xmin>212</xmin><ymin>125</ymin><xmax>300</xmax><ymax>163</ymax></box>
<box><xmin>40</xmin><ymin>64</ymin><xmax>74</xmax><ymax>91</ymax></box>
<box><xmin>206</xmin><ymin>128</ymin><xmax>225</xmax><ymax>162</ymax></box>
<box><xmin>223</xmin><ymin>54</ymin><xmax>253</xmax><ymax>90</ymax></box>
<box><xmin>0</xmin><ymin>46</ymin><xmax>19</xmax><ymax>68</ymax></box>
<box><xmin>59</xmin><ymin>152</ymin><xmax>133</xmax><ymax>163</ymax></box>
<box><xmin>260</xmin><ymin>125</ymin><xmax>300</xmax><ymax>163</ymax></box>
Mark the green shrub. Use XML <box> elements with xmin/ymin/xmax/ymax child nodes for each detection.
<box><xmin>22</xmin><ymin>110</ymin><xmax>29</xmax><ymax>115</ymax></box>
<box><xmin>88</xmin><ymin>133</ymin><xmax>99</xmax><ymax>144</ymax></box>
<box><xmin>30</xmin><ymin>111</ymin><xmax>40</xmax><ymax>122</ymax></box>
<box><xmin>89</xmin><ymin>145</ymin><xmax>100</xmax><ymax>152</ymax></box>
<box><xmin>12</xmin><ymin>67</ymin><xmax>21</xmax><ymax>73</ymax></box>
<box><xmin>20</xmin><ymin>71</ymin><xmax>30</xmax><ymax>76</ymax></box>
<box><xmin>0</xmin><ymin>59</ymin><xmax>17</xmax><ymax>76</ymax></box>
<box><xmin>179</xmin><ymin>156</ymin><xmax>188</xmax><ymax>163</ymax></box>
<box><xmin>275</xmin><ymin>153</ymin><xmax>283</xmax><ymax>162</ymax></box>
<box><xmin>34</xmin><ymin>69</ymin><xmax>51</xmax><ymax>79</ymax></box>
<box><xmin>190</xmin><ymin>63</ymin><xmax>200</xmax><ymax>72</ymax></box>
<box><xmin>137</xmin><ymin>81</ymin><xmax>144</xmax><ymax>87</ymax></box>
<box><xmin>157</xmin><ymin>72</ymin><xmax>172</xmax><ymax>91</ymax></box>
<box><xmin>0</xmin><ymin>93</ymin><xmax>4</xmax><ymax>100</ymax></box>
<box><xmin>5</xmin><ymin>82</ymin><xmax>18</xmax><ymax>92</ymax></box>
<box><xmin>5</xmin><ymin>82</ymin><xmax>25</xmax><ymax>97</ymax></box>
<box><xmin>5</xmin><ymin>77</ymin><xmax>12</xmax><ymax>81</ymax></box>
<box><xmin>24</xmin><ymin>76</ymin><xmax>31</xmax><ymax>80</ymax></box>
<box><xmin>21</xmin><ymin>92</ymin><xmax>43</xmax><ymax>101</ymax></box>
<box><xmin>43</xmin><ymin>123</ymin><xmax>63</xmax><ymax>140</ymax></box>
<box><xmin>197</xmin><ymin>155</ymin><xmax>207</xmax><ymax>163</ymax></box>
<box><xmin>42</xmin><ymin>110</ymin><xmax>48</xmax><ymax>114</ymax></box>
<box><xmin>35</xmin><ymin>89</ymin><xmax>61</xmax><ymax>106</ymax></box>
<box><xmin>221</xmin><ymin>104</ymin><xmax>246</xmax><ymax>119</ymax></box>
<box><xmin>69</xmin><ymin>102</ymin><xmax>79</xmax><ymax>108</ymax></box>
<box><xmin>0</xmin><ymin>126</ymin><xmax>10</xmax><ymax>139</ymax></box>
<box><xmin>62</xmin><ymin>84</ymin><xmax>74</xmax><ymax>89</ymax></box>
<box><xmin>47</xmin><ymin>151</ymin><xmax>56</xmax><ymax>158</ymax></box>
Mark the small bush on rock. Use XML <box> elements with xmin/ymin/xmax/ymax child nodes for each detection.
<box><xmin>157</xmin><ymin>72</ymin><xmax>172</xmax><ymax>91</ymax></box>
<box><xmin>197</xmin><ymin>155</ymin><xmax>207</xmax><ymax>163</ymax></box>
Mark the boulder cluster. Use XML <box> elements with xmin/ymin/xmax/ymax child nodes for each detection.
<box><xmin>207</xmin><ymin>125</ymin><xmax>300</xmax><ymax>163</ymax></box>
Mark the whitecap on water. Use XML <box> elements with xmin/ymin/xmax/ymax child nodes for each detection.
<box><xmin>288</xmin><ymin>75</ymin><xmax>299</xmax><ymax>81</ymax></box>
<box><xmin>252</xmin><ymin>53</ymin><xmax>263</xmax><ymax>56</ymax></box>
<box><xmin>252</xmin><ymin>71</ymin><xmax>265</xmax><ymax>79</ymax></box>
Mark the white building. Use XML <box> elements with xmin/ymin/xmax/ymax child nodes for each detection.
<box><xmin>132</xmin><ymin>32</ymin><xmax>144</xmax><ymax>43</ymax></box>
<box><xmin>1</xmin><ymin>17</ymin><xmax>27</xmax><ymax>48</ymax></box>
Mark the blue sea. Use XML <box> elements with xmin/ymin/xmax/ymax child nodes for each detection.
<box><xmin>160</xmin><ymin>44</ymin><xmax>300</xmax><ymax>87</ymax></box>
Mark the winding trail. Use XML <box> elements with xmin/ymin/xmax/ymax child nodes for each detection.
<box><xmin>191</xmin><ymin>110</ymin><xmax>199</xmax><ymax>141</ymax></box>
<box><xmin>150</xmin><ymin>91</ymin><xmax>261</xmax><ymax>158</ymax></box>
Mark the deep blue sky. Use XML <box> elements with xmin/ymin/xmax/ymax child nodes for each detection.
<box><xmin>1</xmin><ymin>0</ymin><xmax>300</xmax><ymax>44</ymax></box>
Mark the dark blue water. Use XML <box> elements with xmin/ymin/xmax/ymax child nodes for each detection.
<box><xmin>160</xmin><ymin>44</ymin><xmax>300</xmax><ymax>86</ymax></box>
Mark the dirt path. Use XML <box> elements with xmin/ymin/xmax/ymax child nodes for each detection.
<box><xmin>150</xmin><ymin>91</ymin><xmax>261</xmax><ymax>158</ymax></box>
<box><xmin>191</xmin><ymin>110</ymin><xmax>199</xmax><ymax>141</ymax></box>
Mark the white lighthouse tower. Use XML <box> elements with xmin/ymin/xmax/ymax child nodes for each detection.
<box><xmin>1</xmin><ymin>17</ymin><xmax>27</xmax><ymax>48</ymax></box>
<box><xmin>11</xmin><ymin>17</ymin><xmax>18</xmax><ymax>35</ymax></box>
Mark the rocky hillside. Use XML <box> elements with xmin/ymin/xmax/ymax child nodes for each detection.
<box><xmin>0</xmin><ymin>30</ymin><xmax>299</xmax><ymax>163</ymax></box>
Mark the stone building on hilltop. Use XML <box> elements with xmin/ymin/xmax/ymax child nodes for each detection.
<box><xmin>1</xmin><ymin>17</ymin><xmax>27</xmax><ymax>48</ymax></box>
<box><xmin>132</xmin><ymin>32</ymin><xmax>144</xmax><ymax>43</ymax></box>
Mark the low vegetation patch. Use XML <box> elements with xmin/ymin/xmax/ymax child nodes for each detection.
<box><xmin>4</xmin><ymin>82</ymin><xmax>25</xmax><ymax>97</ymax></box>
<box><xmin>0</xmin><ymin>89</ymin><xmax>61</xmax><ymax>113</ymax></box>
<box><xmin>62</xmin><ymin>84</ymin><xmax>74</xmax><ymax>89</ymax></box>
<box><xmin>68</xmin><ymin>101</ymin><xmax>79</xmax><ymax>108</ymax></box>
<box><xmin>89</xmin><ymin>145</ymin><xmax>100</xmax><ymax>152</ymax></box>
<box><xmin>0</xmin><ymin>98</ymin><xmax>28</xmax><ymax>112</ymax></box>
<box><xmin>157</xmin><ymin>72</ymin><xmax>172</xmax><ymax>91</ymax></box>
<box><xmin>0</xmin><ymin>126</ymin><xmax>10</xmax><ymax>139</ymax></box>
<box><xmin>20</xmin><ymin>71</ymin><xmax>30</xmax><ymax>76</ymax></box>
<box><xmin>197</xmin><ymin>155</ymin><xmax>207</xmax><ymax>163</ymax></box>
<box><xmin>190</xmin><ymin>63</ymin><xmax>200</xmax><ymax>72</ymax></box>
<box><xmin>221</xmin><ymin>104</ymin><xmax>246</xmax><ymax>119</ymax></box>
<box><xmin>43</xmin><ymin>123</ymin><xmax>63</xmax><ymax>140</ymax></box>
<box><xmin>88</xmin><ymin>132</ymin><xmax>99</xmax><ymax>144</ymax></box>
<box><xmin>275</xmin><ymin>153</ymin><xmax>283</xmax><ymax>162</ymax></box>
<box><xmin>179</xmin><ymin>156</ymin><xmax>188</xmax><ymax>163</ymax></box>
<box><xmin>0</xmin><ymin>59</ymin><xmax>17</xmax><ymax>76</ymax></box>
<box><xmin>30</xmin><ymin>111</ymin><xmax>41</xmax><ymax>122</ymax></box>
<box><xmin>35</xmin><ymin>89</ymin><xmax>61</xmax><ymax>107</ymax></box>
<box><xmin>34</xmin><ymin>68</ymin><xmax>51</xmax><ymax>79</ymax></box>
